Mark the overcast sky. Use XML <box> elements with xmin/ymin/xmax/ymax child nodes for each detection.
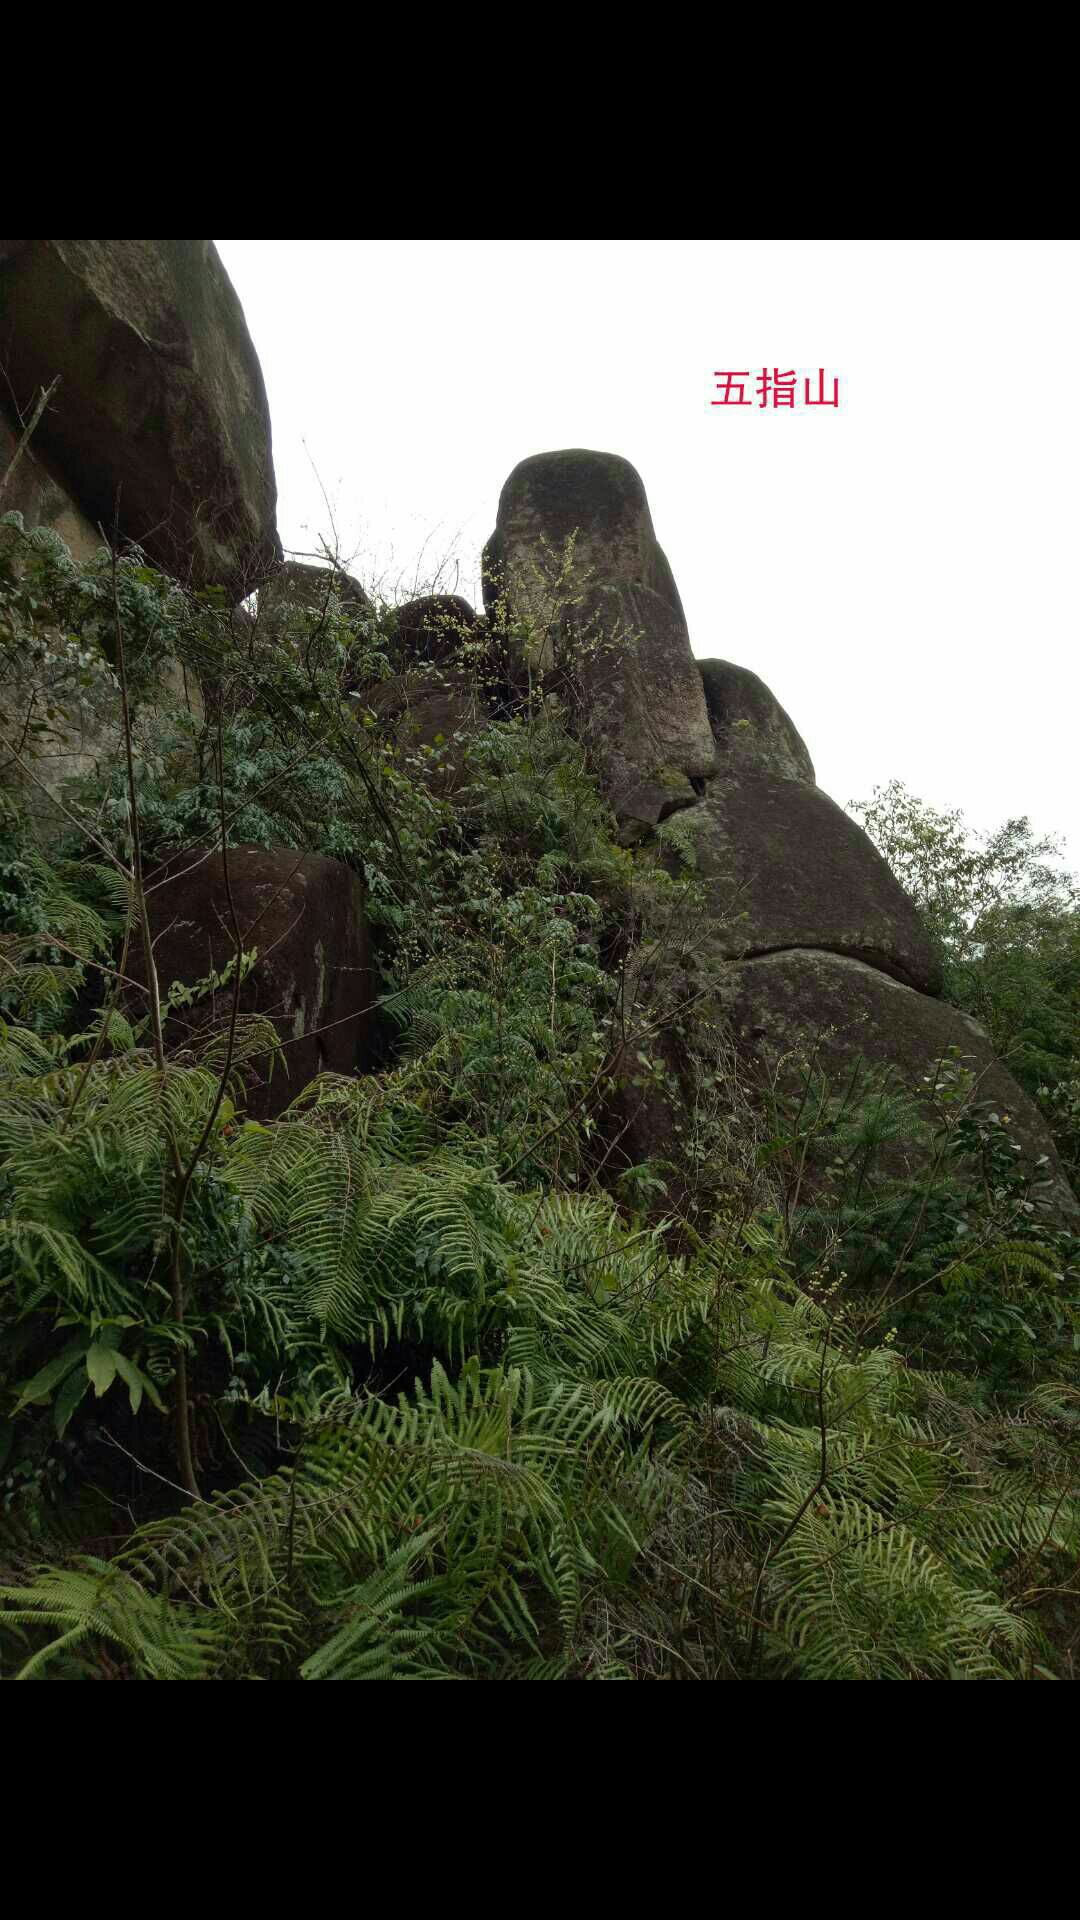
<box><xmin>216</xmin><ymin>240</ymin><xmax>1079</xmax><ymax>864</ymax></box>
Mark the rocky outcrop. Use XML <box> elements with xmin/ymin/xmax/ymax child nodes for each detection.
<box><xmin>136</xmin><ymin>847</ymin><xmax>372</xmax><ymax>1119</ymax></box>
<box><xmin>698</xmin><ymin>658</ymin><xmax>815</xmax><ymax>785</ymax></box>
<box><xmin>2</xmin><ymin>236</ymin><xmax>1073</xmax><ymax>1227</ymax></box>
<box><xmin>336</xmin><ymin>593</ymin><xmax>489</xmax><ymax>795</ymax></box>
<box><xmin>560</xmin><ymin>582</ymin><xmax>718</xmax><ymax>834</ymax></box>
<box><xmin>718</xmin><ymin>949</ymin><xmax>1078</xmax><ymax>1224</ymax></box>
<box><xmin>256</xmin><ymin>560</ymin><xmax>371</xmax><ymax>633</ymax></box>
<box><xmin>683</xmin><ymin>774</ymin><xmax>942</xmax><ymax>991</ymax></box>
<box><xmin>483</xmin><ymin>449</ymin><xmax>686</xmax><ymax>635</ymax></box>
<box><xmin>362</xmin><ymin>665</ymin><xmax>488</xmax><ymax>795</ymax></box>
<box><xmin>479</xmin><ymin>445</ymin><xmax>1076</xmax><ymax>1223</ymax></box>
<box><xmin>252</xmin><ymin>560</ymin><xmax>373</xmax><ymax>691</ymax></box>
<box><xmin>0</xmin><ymin>502</ymin><xmax>201</xmax><ymax>837</ymax></box>
<box><xmin>393</xmin><ymin>594</ymin><xmax>477</xmax><ymax>667</ymax></box>
<box><xmin>0</xmin><ymin>408</ymin><xmax>101</xmax><ymax>563</ymax></box>
<box><xmin>483</xmin><ymin>451</ymin><xmax>716</xmax><ymax>833</ymax></box>
<box><xmin>0</xmin><ymin>240</ymin><xmax>279</xmax><ymax>597</ymax></box>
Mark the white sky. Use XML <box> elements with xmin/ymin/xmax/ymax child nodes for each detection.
<box><xmin>216</xmin><ymin>240</ymin><xmax>1079</xmax><ymax>863</ymax></box>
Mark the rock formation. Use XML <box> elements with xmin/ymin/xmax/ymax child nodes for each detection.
<box><xmin>1</xmin><ymin>242</ymin><xmax>279</xmax><ymax>823</ymax></box>
<box><xmin>483</xmin><ymin>448</ymin><xmax>688</xmax><ymax>636</ymax></box>
<box><xmin>254</xmin><ymin>571</ymin><xmax>487</xmax><ymax>793</ymax></box>
<box><xmin>0</xmin><ymin>405</ymin><xmax>102</xmax><ymax>565</ymax></box>
<box><xmin>256</xmin><ymin>560</ymin><xmax>372</xmax><ymax>635</ymax></box>
<box><xmin>482</xmin><ymin>447</ymin><xmax>1076</xmax><ymax>1223</ymax></box>
<box><xmin>373</xmin><ymin>594</ymin><xmax>490</xmax><ymax>796</ymax></box>
<box><xmin>135</xmin><ymin>847</ymin><xmax>372</xmax><ymax>1120</ymax></box>
<box><xmin>362</xmin><ymin>665</ymin><xmax>488</xmax><ymax>796</ymax></box>
<box><xmin>685</xmin><ymin>775</ymin><xmax>942</xmax><ymax>990</ymax></box>
<box><xmin>718</xmin><ymin>949</ymin><xmax>1079</xmax><ymax>1224</ymax></box>
<box><xmin>698</xmin><ymin>658</ymin><xmax>815</xmax><ymax>786</ymax></box>
<box><xmin>1</xmin><ymin>239</ymin><xmax>1074</xmax><ymax>1222</ymax></box>
<box><xmin>393</xmin><ymin>594</ymin><xmax>477</xmax><ymax>669</ymax></box>
<box><xmin>0</xmin><ymin>240</ymin><xmax>279</xmax><ymax>596</ymax></box>
<box><xmin>483</xmin><ymin>451</ymin><xmax>716</xmax><ymax>836</ymax></box>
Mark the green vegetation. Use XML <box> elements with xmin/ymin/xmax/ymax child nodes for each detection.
<box><xmin>0</xmin><ymin>513</ymin><xmax>1077</xmax><ymax>1680</ymax></box>
<box><xmin>851</xmin><ymin>781</ymin><xmax>1080</xmax><ymax>1181</ymax></box>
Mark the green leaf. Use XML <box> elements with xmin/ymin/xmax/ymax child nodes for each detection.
<box><xmin>94</xmin><ymin>1322</ymin><xmax>129</xmax><ymax>1349</ymax></box>
<box><xmin>112</xmin><ymin>1352</ymin><xmax>165</xmax><ymax>1415</ymax></box>
<box><xmin>15</xmin><ymin>1339</ymin><xmax>89</xmax><ymax>1411</ymax></box>
<box><xmin>85</xmin><ymin>1344</ymin><xmax>118</xmax><ymax>1398</ymax></box>
<box><xmin>53</xmin><ymin>1366</ymin><xmax>90</xmax><ymax>1436</ymax></box>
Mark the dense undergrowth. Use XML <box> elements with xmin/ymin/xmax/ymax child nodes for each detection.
<box><xmin>1</xmin><ymin>513</ymin><xmax>1078</xmax><ymax>1680</ymax></box>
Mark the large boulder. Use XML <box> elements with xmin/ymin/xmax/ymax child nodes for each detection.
<box><xmin>482</xmin><ymin>449</ymin><xmax>685</xmax><ymax>636</ymax></box>
<box><xmin>559</xmin><ymin>582</ymin><xmax>717</xmax><ymax>833</ymax></box>
<box><xmin>0</xmin><ymin>507</ymin><xmax>202</xmax><ymax>837</ymax></box>
<box><xmin>137</xmin><ymin>846</ymin><xmax>372</xmax><ymax>1119</ymax></box>
<box><xmin>483</xmin><ymin>451</ymin><xmax>716</xmax><ymax>831</ymax></box>
<box><xmin>361</xmin><ymin>665</ymin><xmax>489</xmax><ymax>796</ymax></box>
<box><xmin>679</xmin><ymin>774</ymin><xmax>942</xmax><ymax>992</ymax></box>
<box><xmin>393</xmin><ymin>594</ymin><xmax>477</xmax><ymax>668</ymax></box>
<box><xmin>256</xmin><ymin>560</ymin><xmax>371</xmax><ymax>629</ymax></box>
<box><xmin>253</xmin><ymin>560</ymin><xmax>373</xmax><ymax>690</ymax></box>
<box><xmin>362</xmin><ymin>594</ymin><xmax>489</xmax><ymax>793</ymax></box>
<box><xmin>595</xmin><ymin>948</ymin><xmax>1078</xmax><ymax>1229</ymax></box>
<box><xmin>0</xmin><ymin>422</ymin><xmax>108</xmax><ymax>809</ymax></box>
<box><xmin>0</xmin><ymin>240</ymin><xmax>280</xmax><ymax>597</ymax></box>
<box><xmin>699</xmin><ymin>658</ymin><xmax>815</xmax><ymax>785</ymax></box>
<box><xmin>718</xmin><ymin>949</ymin><xmax>1078</xmax><ymax>1225</ymax></box>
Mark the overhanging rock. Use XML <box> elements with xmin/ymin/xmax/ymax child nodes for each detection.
<box><xmin>0</xmin><ymin>240</ymin><xmax>280</xmax><ymax>598</ymax></box>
